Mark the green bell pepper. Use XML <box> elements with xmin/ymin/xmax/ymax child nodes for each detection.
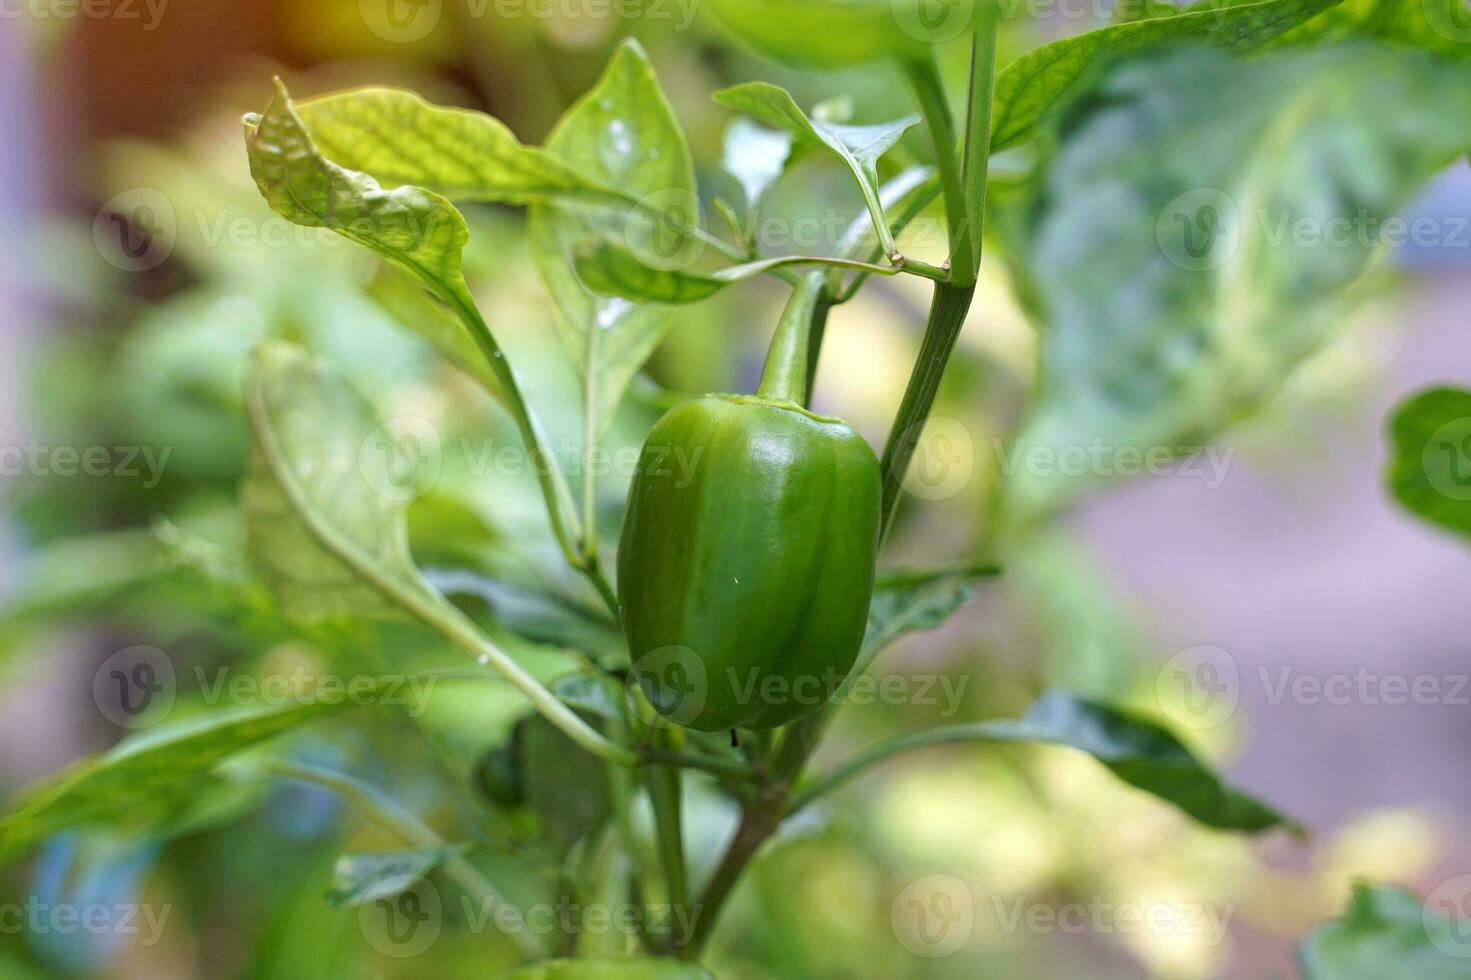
<box><xmin>618</xmin><ymin>275</ymin><xmax>881</xmax><ymax>731</ymax></box>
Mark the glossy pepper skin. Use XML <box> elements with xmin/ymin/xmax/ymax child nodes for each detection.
<box><xmin>617</xmin><ymin>393</ymin><xmax>881</xmax><ymax>732</ymax></box>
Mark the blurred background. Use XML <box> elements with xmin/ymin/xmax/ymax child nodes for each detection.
<box><xmin>2</xmin><ymin>3</ymin><xmax>1471</xmax><ymax>978</ymax></box>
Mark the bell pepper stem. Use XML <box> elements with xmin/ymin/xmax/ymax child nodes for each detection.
<box><xmin>756</xmin><ymin>271</ymin><xmax>827</xmax><ymax>404</ymax></box>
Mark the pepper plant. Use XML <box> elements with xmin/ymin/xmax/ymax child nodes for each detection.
<box><xmin>5</xmin><ymin>0</ymin><xmax>1471</xmax><ymax>975</ymax></box>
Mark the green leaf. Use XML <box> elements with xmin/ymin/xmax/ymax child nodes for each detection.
<box><xmin>793</xmin><ymin>690</ymin><xmax>1299</xmax><ymax>834</ymax></box>
<box><xmin>862</xmin><ymin>561</ymin><xmax>1002</xmax><ymax>667</ymax></box>
<box><xmin>992</xmin><ymin>692</ymin><xmax>1301</xmax><ymax>834</ymax></box>
<box><xmin>244</xmin><ymin>344</ymin><xmax>632</xmax><ymax>765</ymax></box>
<box><xmin>243</xmin><ymin>341</ymin><xmax>438</xmax><ymax>622</ymax></box>
<box><xmin>715</xmin><ymin>82</ymin><xmax>919</xmax><ymax>256</ymax></box>
<box><xmin>989</xmin><ymin>0</ymin><xmax>1348</xmax><ymax>153</ymax></box>
<box><xmin>528</xmin><ymin>39</ymin><xmax>699</xmax><ymax>436</ymax></box>
<box><xmin>1114</xmin><ymin>0</ymin><xmax>1288</xmax><ymax>22</ymax></box>
<box><xmin>245</xmin><ymin>80</ymin><xmax>480</xmax><ymax>321</ymax></box>
<box><xmin>702</xmin><ymin>0</ymin><xmax>975</xmax><ymax>69</ymax></box>
<box><xmin>0</xmin><ymin>700</ymin><xmax>351</xmax><ymax>866</ymax></box>
<box><xmin>245</xmin><ymin>76</ymin><xmax>582</xmax><ymax>590</ymax></box>
<box><xmin>293</xmin><ymin>87</ymin><xmax>603</xmax><ymax>204</ymax></box>
<box><xmin>572</xmin><ymin>240</ymin><xmax>894</xmax><ymax>306</ymax></box>
<box><xmin>1272</xmin><ymin>0</ymin><xmax>1471</xmax><ymax>58</ymax></box>
<box><xmin>1006</xmin><ymin>45</ymin><xmax>1471</xmax><ymax>518</ymax></box>
<box><xmin>1386</xmin><ymin>387</ymin><xmax>1471</xmax><ymax>543</ymax></box>
<box><xmin>722</xmin><ymin>117</ymin><xmax>792</xmax><ymax>209</ymax></box>
<box><xmin>326</xmin><ymin>845</ymin><xmax>467</xmax><ymax>906</ymax></box>
<box><xmin>1298</xmin><ymin>883</ymin><xmax>1471</xmax><ymax>977</ymax></box>
<box><xmin>508</xmin><ymin>959</ymin><xmax>713</xmax><ymax>980</ymax></box>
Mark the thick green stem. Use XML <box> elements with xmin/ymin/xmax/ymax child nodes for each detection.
<box><xmin>680</xmin><ymin>713</ymin><xmax>823</xmax><ymax>959</ymax></box>
<box><xmin>878</xmin><ymin>281</ymin><xmax>976</xmax><ymax>537</ymax></box>
<box><xmin>802</xmin><ymin>299</ymin><xmax>833</xmax><ymax>407</ymax></box>
<box><xmin>959</xmin><ymin>10</ymin><xmax>1000</xmax><ymax>286</ymax></box>
<box><xmin>646</xmin><ymin>760</ymin><xmax>688</xmax><ymax>940</ymax></box>
<box><xmin>879</xmin><ymin>17</ymin><xmax>998</xmax><ymax>537</ymax></box>
<box><xmin>756</xmin><ymin>271</ymin><xmax>826</xmax><ymax>404</ymax></box>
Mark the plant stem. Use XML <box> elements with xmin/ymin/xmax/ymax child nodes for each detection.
<box><xmin>756</xmin><ymin>272</ymin><xmax>826</xmax><ymax>404</ymax></box>
<box><xmin>783</xmin><ymin>723</ymin><xmax>1008</xmax><ymax>816</ymax></box>
<box><xmin>959</xmin><ymin>10</ymin><xmax>1000</xmax><ymax>286</ymax></box>
<box><xmin>427</xmin><ymin>597</ymin><xmax>636</xmax><ymax>767</ymax></box>
<box><xmin>452</xmin><ymin>277</ymin><xmax>620</xmax><ymax>624</ymax></box>
<box><xmin>448</xmin><ymin>290</ymin><xmax>584</xmax><ymax>564</ymax></box>
<box><xmin>678</xmin><ymin>792</ymin><xmax>783</xmax><ymax>959</ymax></box>
<box><xmin>832</xmin><ymin>175</ymin><xmax>945</xmax><ymax>304</ymax></box>
<box><xmin>641</xmin><ymin>747</ymin><xmax>757</xmax><ymax>780</ymax></box>
<box><xmin>680</xmin><ymin>710</ymin><xmax>825</xmax><ymax>958</ymax></box>
<box><xmin>803</xmin><ymin>299</ymin><xmax>833</xmax><ymax>406</ymax></box>
<box><xmin>897</xmin><ymin>255</ymin><xmax>952</xmax><ymax>282</ymax></box>
<box><xmin>582</xmin><ymin>309</ymin><xmax>603</xmax><ymax>559</ymax></box>
<box><xmin>245</xmin><ymin>370</ymin><xmax>634</xmax><ymax>768</ymax></box>
<box><xmin>877</xmin><ymin>280</ymin><xmax>976</xmax><ymax>537</ymax></box>
<box><xmin>903</xmin><ymin>57</ymin><xmax>975</xmax><ymax>288</ymax></box>
<box><xmin>878</xmin><ymin>17</ymin><xmax>999</xmax><ymax>536</ymax></box>
<box><xmin>264</xmin><ymin>759</ymin><xmax>547</xmax><ymax>960</ymax></box>
<box><xmin>646</xmin><ymin>760</ymin><xmax>688</xmax><ymax>944</ymax></box>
